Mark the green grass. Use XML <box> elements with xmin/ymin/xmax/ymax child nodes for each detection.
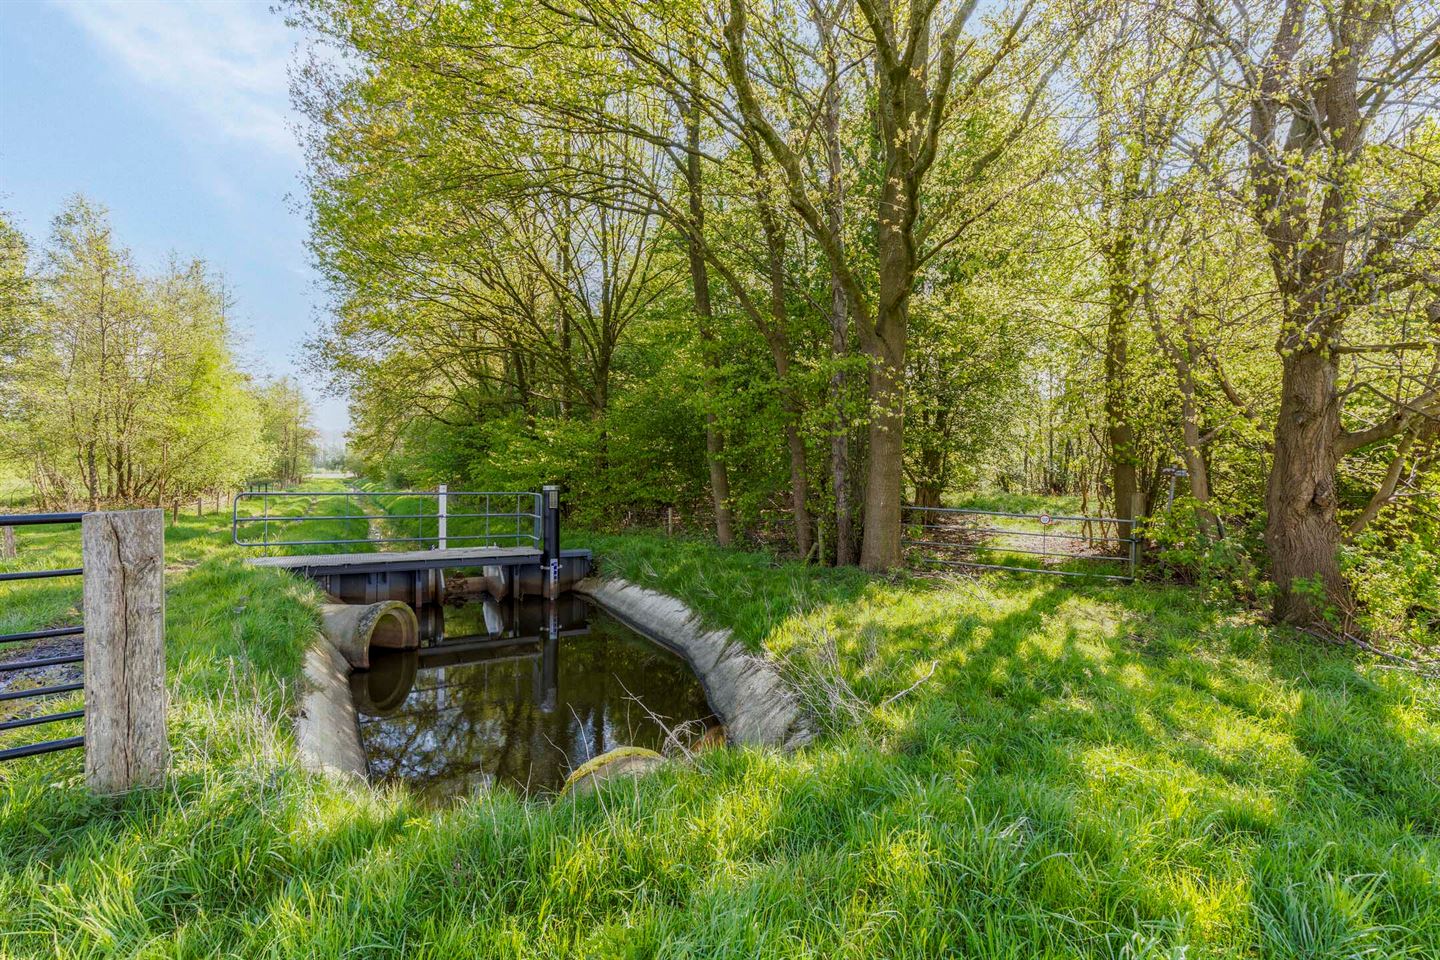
<box><xmin>948</xmin><ymin>490</ymin><xmax>1088</xmax><ymax>516</ymax></box>
<box><xmin>231</xmin><ymin>478</ymin><xmax>384</xmax><ymax>555</ymax></box>
<box><xmin>0</xmin><ymin>522</ymin><xmax>1436</xmax><ymax>957</ymax></box>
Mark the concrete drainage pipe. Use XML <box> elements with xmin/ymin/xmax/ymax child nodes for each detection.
<box><xmin>318</xmin><ymin>601</ymin><xmax>420</xmax><ymax>670</ymax></box>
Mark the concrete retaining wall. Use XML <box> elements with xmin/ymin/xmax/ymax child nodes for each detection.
<box><xmin>295</xmin><ymin>637</ymin><xmax>368</xmax><ymax>779</ymax></box>
<box><xmin>576</xmin><ymin>578</ymin><xmax>812</xmax><ymax>750</ymax></box>
<box><xmin>296</xmin><ymin>600</ymin><xmax>421</xmax><ymax>779</ymax></box>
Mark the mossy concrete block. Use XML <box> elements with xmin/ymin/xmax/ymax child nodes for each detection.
<box><xmin>562</xmin><ymin>746</ymin><xmax>666</xmax><ymax>797</ymax></box>
<box><xmin>577</xmin><ymin>578</ymin><xmax>813</xmax><ymax>750</ymax></box>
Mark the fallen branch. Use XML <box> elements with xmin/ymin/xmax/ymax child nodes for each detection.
<box><xmin>1300</xmin><ymin>626</ymin><xmax>1440</xmax><ymax>678</ymax></box>
<box><xmin>879</xmin><ymin>660</ymin><xmax>939</xmax><ymax>709</ymax></box>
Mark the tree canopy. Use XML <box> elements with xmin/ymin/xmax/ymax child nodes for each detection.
<box><xmin>285</xmin><ymin>0</ymin><xmax>1439</xmax><ymax>633</ymax></box>
<box><xmin>0</xmin><ymin>197</ymin><xmax>319</xmax><ymax>509</ymax></box>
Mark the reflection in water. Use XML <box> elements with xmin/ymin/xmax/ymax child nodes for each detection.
<box><xmin>355</xmin><ymin>595</ymin><xmax>715</xmax><ymax>800</ymax></box>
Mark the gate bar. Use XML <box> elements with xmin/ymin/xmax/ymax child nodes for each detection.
<box><xmin>905</xmin><ymin>540</ymin><xmax>1130</xmax><ymax>561</ymax></box>
<box><xmin>0</xmin><ymin>736</ymin><xmax>84</xmax><ymax>762</ymax></box>
<box><xmin>0</xmin><ymin>626</ymin><xmax>84</xmax><ymax>645</ymax></box>
<box><xmin>918</xmin><ymin>558</ymin><xmax>1136</xmax><ymax>581</ymax></box>
<box><xmin>0</xmin><ymin>681</ymin><xmax>83</xmax><ymax>703</ymax></box>
<box><xmin>0</xmin><ymin>568</ymin><xmax>83</xmax><ymax>583</ymax></box>
<box><xmin>906</xmin><ymin>505</ymin><xmax>1127</xmax><ymax>523</ymax></box>
<box><xmin>0</xmin><ymin>709</ymin><xmax>84</xmax><ymax>731</ymax></box>
<box><xmin>0</xmin><ymin>654</ymin><xmax>84</xmax><ymax>672</ymax></box>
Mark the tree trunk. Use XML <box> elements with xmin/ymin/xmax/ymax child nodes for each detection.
<box><xmin>85</xmin><ymin>442</ymin><xmax>99</xmax><ymax>512</ymax></box>
<box><xmin>1105</xmin><ymin>286</ymin><xmax>1139</xmax><ymax>523</ymax></box>
<box><xmin>1266</xmin><ymin>346</ymin><xmax>1349</xmax><ymax>623</ymax></box>
<box><xmin>858</xmin><ymin>172</ymin><xmax>911</xmax><ymax>571</ymax></box>
<box><xmin>770</xmin><ymin>338</ymin><xmax>813</xmax><ymax>557</ymax></box>
<box><xmin>784</xmin><ymin>420</ymin><xmax>812</xmax><ymax>556</ymax></box>
<box><xmin>912</xmin><ymin>483</ymin><xmax>942</xmax><ymax>509</ymax></box>
<box><xmin>829</xmin><ymin>292</ymin><xmax>854</xmax><ymax>566</ymax></box>
<box><xmin>753</xmin><ymin>179</ymin><xmax>813</xmax><ymax>558</ymax></box>
<box><xmin>1175</xmin><ymin>357</ymin><xmax>1220</xmax><ymax>538</ymax></box>
<box><xmin>859</xmin><ymin>328</ymin><xmax>905</xmax><ymax>571</ymax></box>
<box><xmin>1</xmin><ymin>526</ymin><xmax>15</xmax><ymax>559</ymax></box>
<box><xmin>818</xmin><ymin>10</ymin><xmax>853</xmax><ymax>566</ymax></box>
<box><xmin>1153</xmin><ymin>305</ymin><xmax>1221</xmax><ymax>539</ymax></box>
<box><xmin>683</xmin><ymin>102</ymin><xmax>734</xmax><ymax>546</ymax></box>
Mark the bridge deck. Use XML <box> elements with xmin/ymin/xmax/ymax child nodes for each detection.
<box><xmin>247</xmin><ymin>546</ymin><xmax>581</xmax><ymax>577</ymax></box>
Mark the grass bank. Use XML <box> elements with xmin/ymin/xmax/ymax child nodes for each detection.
<box><xmin>0</xmin><ymin>515</ymin><xmax>1436</xmax><ymax>957</ymax></box>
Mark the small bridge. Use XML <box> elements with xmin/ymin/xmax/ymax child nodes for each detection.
<box><xmin>234</xmin><ymin>486</ymin><xmax>591</xmax><ymax>605</ymax></box>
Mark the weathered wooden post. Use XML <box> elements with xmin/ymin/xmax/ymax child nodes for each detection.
<box><xmin>82</xmin><ymin>509</ymin><xmax>167</xmax><ymax>793</ymax></box>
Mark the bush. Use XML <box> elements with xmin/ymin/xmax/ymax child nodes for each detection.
<box><xmin>1145</xmin><ymin>501</ymin><xmax>1269</xmax><ymax>604</ymax></box>
<box><xmin>1345</xmin><ymin>505</ymin><xmax>1440</xmax><ymax>651</ymax></box>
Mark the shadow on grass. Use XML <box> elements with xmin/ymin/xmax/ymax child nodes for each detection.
<box><xmin>1</xmin><ymin>532</ymin><xmax>1436</xmax><ymax>956</ymax></box>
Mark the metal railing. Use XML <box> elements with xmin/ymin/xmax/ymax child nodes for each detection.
<box><xmin>903</xmin><ymin>505</ymin><xmax>1137</xmax><ymax>581</ymax></box>
<box><xmin>0</xmin><ymin>512</ymin><xmax>86</xmax><ymax>761</ymax></box>
<box><xmin>231</xmin><ymin>489</ymin><xmax>545</xmax><ymax>550</ymax></box>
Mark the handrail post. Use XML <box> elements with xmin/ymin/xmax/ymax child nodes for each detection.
<box><xmin>542</xmin><ymin>485</ymin><xmax>560</xmax><ymax>597</ymax></box>
<box><xmin>83</xmin><ymin>509</ymin><xmax>167</xmax><ymax>794</ymax></box>
<box><xmin>437</xmin><ymin>484</ymin><xmax>448</xmax><ymax>551</ymax></box>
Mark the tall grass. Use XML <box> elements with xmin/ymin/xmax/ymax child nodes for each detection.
<box><xmin>0</xmin><ymin>523</ymin><xmax>1434</xmax><ymax>957</ymax></box>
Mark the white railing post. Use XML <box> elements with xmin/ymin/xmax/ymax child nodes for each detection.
<box><xmin>437</xmin><ymin>483</ymin><xmax>448</xmax><ymax>550</ymax></box>
<box><xmin>82</xmin><ymin>509</ymin><xmax>167</xmax><ymax>794</ymax></box>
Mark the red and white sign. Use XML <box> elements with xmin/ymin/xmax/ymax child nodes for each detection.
<box><xmin>1039</xmin><ymin>514</ymin><xmax>1053</xmax><ymax>526</ymax></box>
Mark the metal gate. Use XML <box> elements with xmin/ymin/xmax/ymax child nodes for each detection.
<box><xmin>0</xmin><ymin>512</ymin><xmax>86</xmax><ymax>761</ymax></box>
<box><xmin>902</xmin><ymin>504</ymin><xmax>1137</xmax><ymax>581</ymax></box>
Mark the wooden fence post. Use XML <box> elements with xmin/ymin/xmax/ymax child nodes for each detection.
<box><xmin>83</xmin><ymin>509</ymin><xmax>167</xmax><ymax>793</ymax></box>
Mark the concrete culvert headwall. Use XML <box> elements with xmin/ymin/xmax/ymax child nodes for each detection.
<box><xmin>319</xmin><ymin>601</ymin><xmax>420</xmax><ymax>670</ymax></box>
<box><xmin>297</xmin><ymin>600</ymin><xmax>421</xmax><ymax>780</ymax></box>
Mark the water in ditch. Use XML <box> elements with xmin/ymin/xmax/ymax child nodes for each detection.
<box><xmin>352</xmin><ymin>593</ymin><xmax>716</xmax><ymax>800</ymax></box>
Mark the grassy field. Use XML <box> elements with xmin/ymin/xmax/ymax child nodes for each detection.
<box><xmin>0</xmin><ymin>506</ymin><xmax>1436</xmax><ymax>957</ymax></box>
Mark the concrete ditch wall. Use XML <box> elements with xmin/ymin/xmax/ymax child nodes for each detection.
<box><xmin>293</xmin><ymin>580</ymin><xmax>813</xmax><ymax>789</ymax></box>
<box><xmin>295</xmin><ymin>600</ymin><xmax>420</xmax><ymax>779</ymax></box>
<box><xmin>575</xmin><ymin>578</ymin><xmax>813</xmax><ymax>751</ymax></box>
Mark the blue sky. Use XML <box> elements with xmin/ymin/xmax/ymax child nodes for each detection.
<box><xmin>0</xmin><ymin>0</ymin><xmax>347</xmax><ymax>437</ymax></box>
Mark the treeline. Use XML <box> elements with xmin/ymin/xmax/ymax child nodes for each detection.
<box><xmin>0</xmin><ymin>197</ymin><xmax>319</xmax><ymax>510</ymax></box>
<box><xmin>289</xmin><ymin>0</ymin><xmax>1438</xmax><ymax>629</ymax></box>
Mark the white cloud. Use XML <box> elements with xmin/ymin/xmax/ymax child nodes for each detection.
<box><xmin>53</xmin><ymin>0</ymin><xmax>299</xmax><ymax>159</ymax></box>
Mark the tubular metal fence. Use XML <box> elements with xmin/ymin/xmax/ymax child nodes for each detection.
<box><xmin>0</xmin><ymin>512</ymin><xmax>86</xmax><ymax>761</ymax></box>
<box><xmin>232</xmin><ymin>489</ymin><xmax>545</xmax><ymax>550</ymax></box>
<box><xmin>903</xmin><ymin>505</ymin><xmax>1137</xmax><ymax>581</ymax></box>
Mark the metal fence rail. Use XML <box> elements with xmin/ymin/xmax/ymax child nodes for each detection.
<box><xmin>903</xmin><ymin>504</ymin><xmax>1137</xmax><ymax>581</ymax></box>
<box><xmin>0</xmin><ymin>512</ymin><xmax>86</xmax><ymax>761</ymax></box>
<box><xmin>232</xmin><ymin>490</ymin><xmax>545</xmax><ymax>550</ymax></box>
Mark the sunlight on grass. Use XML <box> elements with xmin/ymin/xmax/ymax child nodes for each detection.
<box><xmin>0</xmin><ymin>527</ymin><xmax>1435</xmax><ymax>955</ymax></box>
